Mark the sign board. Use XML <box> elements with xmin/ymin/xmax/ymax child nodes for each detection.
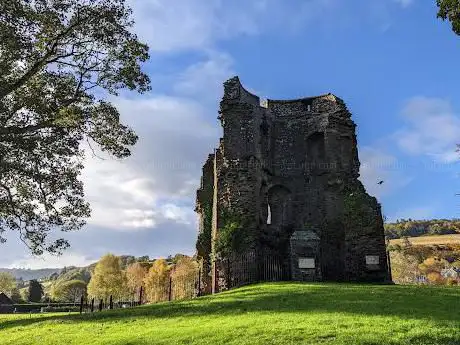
<box><xmin>365</xmin><ymin>255</ymin><xmax>379</xmax><ymax>265</ymax></box>
<box><xmin>298</xmin><ymin>258</ymin><xmax>315</xmax><ymax>269</ymax></box>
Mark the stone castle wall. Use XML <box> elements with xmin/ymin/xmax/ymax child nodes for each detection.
<box><xmin>195</xmin><ymin>76</ymin><xmax>390</xmax><ymax>292</ymax></box>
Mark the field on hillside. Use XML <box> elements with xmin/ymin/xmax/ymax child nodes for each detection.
<box><xmin>389</xmin><ymin>234</ymin><xmax>460</xmax><ymax>246</ymax></box>
<box><xmin>1</xmin><ymin>282</ymin><xmax>459</xmax><ymax>345</ymax></box>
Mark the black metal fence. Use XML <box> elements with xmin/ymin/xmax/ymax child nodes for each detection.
<box><xmin>76</xmin><ymin>252</ymin><xmax>289</xmax><ymax>314</ymax></box>
<box><xmin>224</xmin><ymin>251</ymin><xmax>289</xmax><ymax>289</ymax></box>
<box><xmin>0</xmin><ymin>252</ymin><xmax>290</xmax><ymax>315</ymax></box>
<box><xmin>77</xmin><ymin>295</ymin><xmax>143</xmax><ymax>314</ymax></box>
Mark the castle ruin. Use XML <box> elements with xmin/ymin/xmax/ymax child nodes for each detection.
<box><xmin>195</xmin><ymin>77</ymin><xmax>390</xmax><ymax>292</ymax></box>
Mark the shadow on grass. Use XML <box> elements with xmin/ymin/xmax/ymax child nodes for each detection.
<box><xmin>1</xmin><ymin>282</ymin><xmax>459</xmax><ymax>333</ymax></box>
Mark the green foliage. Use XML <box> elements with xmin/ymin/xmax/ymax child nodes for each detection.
<box><xmin>51</xmin><ymin>279</ymin><xmax>86</xmax><ymax>302</ymax></box>
<box><xmin>10</xmin><ymin>287</ymin><xmax>22</xmax><ymax>303</ymax></box>
<box><xmin>196</xmin><ymin>203</ymin><xmax>213</xmax><ymax>260</ymax></box>
<box><xmin>215</xmin><ymin>209</ymin><xmax>251</xmax><ymax>258</ymax></box>
<box><xmin>343</xmin><ymin>185</ymin><xmax>378</xmax><ymax>230</ymax></box>
<box><xmin>437</xmin><ymin>0</ymin><xmax>460</xmax><ymax>35</ymax></box>
<box><xmin>1</xmin><ymin>283</ymin><xmax>460</xmax><ymax>345</ymax></box>
<box><xmin>41</xmin><ymin>305</ymin><xmax>80</xmax><ymax>313</ymax></box>
<box><xmin>0</xmin><ymin>0</ymin><xmax>150</xmax><ymax>255</ymax></box>
<box><xmin>27</xmin><ymin>280</ymin><xmax>44</xmax><ymax>302</ymax></box>
<box><xmin>0</xmin><ymin>272</ymin><xmax>16</xmax><ymax>296</ymax></box>
<box><xmin>385</xmin><ymin>219</ymin><xmax>460</xmax><ymax>239</ymax></box>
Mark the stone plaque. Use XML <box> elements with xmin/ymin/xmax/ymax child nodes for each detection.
<box><xmin>365</xmin><ymin>255</ymin><xmax>379</xmax><ymax>265</ymax></box>
<box><xmin>298</xmin><ymin>258</ymin><xmax>315</xmax><ymax>269</ymax></box>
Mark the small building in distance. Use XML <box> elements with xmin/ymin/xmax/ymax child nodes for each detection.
<box><xmin>0</xmin><ymin>292</ymin><xmax>14</xmax><ymax>314</ymax></box>
<box><xmin>441</xmin><ymin>267</ymin><xmax>460</xmax><ymax>279</ymax></box>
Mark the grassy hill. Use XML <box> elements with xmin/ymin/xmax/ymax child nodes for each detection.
<box><xmin>1</xmin><ymin>282</ymin><xmax>459</xmax><ymax>345</ymax></box>
<box><xmin>0</xmin><ymin>268</ymin><xmax>62</xmax><ymax>281</ymax></box>
<box><xmin>389</xmin><ymin>234</ymin><xmax>460</xmax><ymax>246</ymax></box>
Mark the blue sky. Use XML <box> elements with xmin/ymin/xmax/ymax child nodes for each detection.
<box><xmin>3</xmin><ymin>0</ymin><xmax>460</xmax><ymax>268</ymax></box>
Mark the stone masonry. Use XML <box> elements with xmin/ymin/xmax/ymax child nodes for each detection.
<box><xmin>195</xmin><ymin>76</ymin><xmax>391</xmax><ymax>292</ymax></box>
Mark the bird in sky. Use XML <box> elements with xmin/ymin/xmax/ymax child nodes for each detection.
<box><xmin>377</xmin><ymin>180</ymin><xmax>384</xmax><ymax>185</ymax></box>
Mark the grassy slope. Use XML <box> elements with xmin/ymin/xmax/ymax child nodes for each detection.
<box><xmin>1</xmin><ymin>282</ymin><xmax>459</xmax><ymax>345</ymax></box>
<box><xmin>389</xmin><ymin>234</ymin><xmax>460</xmax><ymax>246</ymax></box>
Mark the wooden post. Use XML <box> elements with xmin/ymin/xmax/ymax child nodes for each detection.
<box><xmin>99</xmin><ymin>299</ymin><xmax>103</xmax><ymax>312</ymax></box>
<box><xmin>90</xmin><ymin>298</ymin><xmax>94</xmax><ymax>313</ymax></box>
<box><xmin>79</xmin><ymin>296</ymin><xmax>84</xmax><ymax>314</ymax></box>
<box><xmin>139</xmin><ymin>286</ymin><xmax>143</xmax><ymax>305</ymax></box>
<box><xmin>212</xmin><ymin>261</ymin><xmax>218</xmax><ymax>294</ymax></box>
<box><xmin>197</xmin><ymin>267</ymin><xmax>202</xmax><ymax>297</ymax></box>
<box><xmin>109</xmin><ymin>295</ymin><xmax>113</xmax><ymax>310</ymax></box>
<box><xmin>168</xmin><ymin>276</ymin><xmax>172</xmax><ymax>301</ymax></box>
<box><xmin>227</xmin><ymin>257</ymin><xmax>231</xmax><ymax>289</ymax></box>
<box><xmin>387</xmin><ymin>250</ymin><xmax>393</xmax><ymax>282</ymax></box>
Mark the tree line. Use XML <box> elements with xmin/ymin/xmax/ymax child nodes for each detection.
<box><xmin>0</xmin><ymin>253</ymin><xmax>199</xmax><ymax>304</ymax></box>
<box><xmin>385</xmin><ymin>219</ymin><xmax>460</xmax><ymax>239</ymax></box>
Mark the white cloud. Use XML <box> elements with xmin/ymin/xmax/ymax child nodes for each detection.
<box><xmin>173</xmin><ymin>51</ymin><xmax>234</xmax><ymax>101</ymax></box>
<box><xmin>128</xmin><ymin>0</ymin><xmax>335</xmax><ymax>52</ymax></box>
<box><xmin>8</xmin><ymin>252</ymin><xmax>96</xmax><ymax>269</ymax></box>
<box><xmin>80</xmin><ymin>53</ymin><xmax>226</xmax><ymax>231</ymax></box>
<box><xmin>394</xmin><ymin>97</ymin><xmax>460</xmax><ymax>162</ymax></box>
<box><xmin>359</xmin><ymin>146</ymin><xmax>412</xmax><ymax>199</ymax></box>
<box><xmin>393</xmin><ymin>0</ymin><xmax>413</xmax><ymax>8</ymax></box>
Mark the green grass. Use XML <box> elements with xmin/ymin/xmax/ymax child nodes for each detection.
<box><xmin>1</xmin><ymin>282</ymin><xmax>459</xmax><ymax>345</ymax></box>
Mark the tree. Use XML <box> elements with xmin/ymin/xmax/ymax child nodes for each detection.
<box><xmin>125</xmin><ymin>262</ymin><xmax>146</xmax><ymax>295</ymax></box>
<box><xmin>427</xmin><ymin>271</ymin><xmax>445</xmax><ymax>285</ymax></box>
<box><xmin>27</xmin><ymin>279</ymin><xmax>44</xmax><ymax>302</ymax></box>
<box><xmin>52</xmin><ymin>279</ymin><xmax>86</xmax><ymax>302</ymax></box>
<box><xmin>87</xmin><ymin>254</ymin><xmax>126</xmax><ymax>300</ymax></box>
<box><xmin>437</xmin><ymin>0</ymin><xmax>460</xmax><ymax>35</ymax></box>
<box><xmin>10</xmin><ymin>287</ymin><xmax>22</xmax><ymax>303</ymax></box>
<box><xmin>0</xmin><ymin>0</ymin><xmax>150</xmax><ymax>255</ymax></box>
<box><xmin>0</xmin><ymin>272</ymin><xmax>16</xmax><ymax>296</ymax></box>
<box><xmin>389</xmin><ymin>251</ymin><xmax>419</xmax><ymax>284</ymax></box>
<box><xmin>143</xmin><ymin>259</ymin><xmax>170</xmax><ymax>303</ymax></box>
<box><xmin>170</xmin><ymin>257</ymin><xmax>198</xmax><ymax>300</ymax></box>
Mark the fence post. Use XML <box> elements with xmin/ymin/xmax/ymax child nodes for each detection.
<box><xmin>109</xmin><ymin>295</ymin><xmax>113</xmax><ymax>310</ymax></box>
<box><xmin>99</xmin><ymin>299</ymin><xmax>103</xmax><ymax>312</ymax></box>
<box><xmin>79</xmin><ymin>296</ymin><xmax>84</xmax><ymax>314</ymax></box>
<box><xmin>227</xmin><ymin>257</ymin><xmax>231</xmax><ymax>289</ymax></box>
<box><xmin>90</xmin><ymin>298</ymin><xmax>94</xmax><ymax>313</ymax></box>
<box><xmin>197</xmin><ymin>267</ymin><xmax>202</xmax><ymax>297</ymax></box>
<box><xmin>139</xmin><ymin>286</ymin><xmax>143</xmax><ymax>305</ymax></box>
<box><xmin>168</xmin><ymin>276</ymin><xmax>172</xmax><ymax>301</ymax></box>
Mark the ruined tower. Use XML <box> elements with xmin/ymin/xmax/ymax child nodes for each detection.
<box><xmin>195</xmin><ymin>77</ymin><xmax>390</xmax><ymax>292</ymax></box>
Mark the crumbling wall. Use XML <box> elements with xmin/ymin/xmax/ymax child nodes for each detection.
<box><xmin>195</xmin><ymin>76</ymin><xmax>391</xmax><ymax>291</ymax></box>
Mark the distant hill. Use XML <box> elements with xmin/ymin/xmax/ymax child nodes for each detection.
<box><xmin>0</xmin><ymin>253</ymin><xmax>187</xmax><ymax>283</ymax></box>
<box><xmin>0</xmin><ymin>268</ymin><xmax>62</xmax><ymax>281</ymax></box>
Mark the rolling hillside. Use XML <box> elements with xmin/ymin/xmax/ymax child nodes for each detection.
<box><xmin>1</xmin><ymin>282</ymin><xmax>459</xmax><ymax>345</ymax></box>
<box><xmin>389</xmin><ymin>234</ymin><xmax>460</xmax><ymax>246</ymax></box>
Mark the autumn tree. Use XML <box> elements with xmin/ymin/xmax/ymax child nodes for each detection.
<box><xmin>389</xmin><ymin>251</ymin><xmax>420</xmax><ymax>284</ymax></box>
<box><xmin>0</xmin><ymin>0</ymin><xmax>150</xmax><ymax>255</ymax></box>
<box><xmin>27</xmin><ymin>279</ymin><xmax>44</xmax><ymax>302</ymax></box>
<box><xmin>0</xmin><ymin>272</ymin><xmax>16</xmax><ymax>296</ymax></box>
<box><xmin>143</xmin><ymin>259</ymin><xmax>170</xmax><ymax>303</ymax></box>
<box><xmin>87</xmin><ymin>254</ymin><xmax>126</xmax><ymax>300</ymax></box>
<box><xmin>125</xmin><ymin>262</ymin><xmax>147</xmax><ymax>295</ymax></box>
<box><xmin>170</xmin><ymin>257</ymin><xmax>198</xmax><ymax>300</ymax></box>
<box><xmin>52</xmin><ymin>279</ymin><xmax>86</xmax><ymax>302</ymax></box>
<box><xmin>10</xmin><ymin>287</ymin><xmax>22</xmax><ymax>303</ymax></box>
<box><xmin>418</xmin><ymin>257</ymin><xmax>449</xmax><ymax>275</ymax></box>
